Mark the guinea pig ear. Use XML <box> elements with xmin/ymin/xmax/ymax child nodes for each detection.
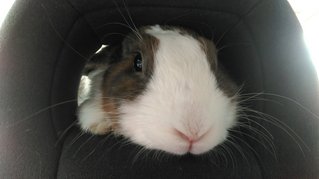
<box><xmin>82</xmin><ymin>45</ymin><xmax>122</xmax><ymax>76</ymax></box>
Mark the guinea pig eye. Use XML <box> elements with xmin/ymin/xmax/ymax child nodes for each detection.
<box><xmin>134</xmin><ymin>52</ymin><xmax>143</xmax><ymax>72</ymax></box>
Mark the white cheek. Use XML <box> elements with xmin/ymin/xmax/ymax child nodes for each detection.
<box><xmin>78</xmin><ymin>96</ymin><xmax>105</xmax><ymax>131</ymax></box>
<box><xmin>118</xmin><ymin>27</ymin><xmax>237</xmax><ymax>155</ymax></box>
<box><xmin>77</xmin><ymin>70</ymin><xmax>110</xmax><ymax>132</ymax></box>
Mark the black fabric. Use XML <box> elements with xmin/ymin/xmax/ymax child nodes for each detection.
<box><xmin>0</xmin><ymin>0</ymin><xmax>318</xmax><ymax>178</ymax></box>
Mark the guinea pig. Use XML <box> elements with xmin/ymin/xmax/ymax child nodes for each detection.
<box><xmin>77</xmin><ymin>25</ymin><xmax>238</xmax><ymax>155</ymax></box>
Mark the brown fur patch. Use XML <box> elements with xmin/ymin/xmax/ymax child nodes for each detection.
<box><xmin>99</xmin><ymin>29</ymin><xmax>159</xmax><ymax>129</ymax></box>
<box><xmin>199</xmin><ymin>37</ymin><xmax>238</xmax><ymax>98</ymax></box>
<box><xmin>198</xmin><ymin>37</ymin><xmax>218</xmax><ymax>72</ymax></box>
<box><xmin>102</xmin><ymin>98</ymin><xmax>119</xmax><ymax>130</ymax></box>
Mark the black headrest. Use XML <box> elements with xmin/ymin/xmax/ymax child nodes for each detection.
<box><xmin>0</xmin><ymin>0</ymin><xmax>318</xmax><ymax>178</ymax></box>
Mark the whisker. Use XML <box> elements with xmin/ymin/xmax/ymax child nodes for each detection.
<box><xmin>131</xmin><ymin>146</ymin><xmax>147</xmax><ymax>165</ymax></box>
<box><xmin>238</xmin><ymin>112</ymin><xmax>274</xmax><ymax>139</ymax></box>
<box><xmin>234</xmin><ymin>122</ymin><xmax>274</xmax><ymax>148</ymax></box>
<box><xmin>5</xmin><ymin>99</ymin><xmax>78</xmax><ymax>128</ymax></box>
<box><xmin>72</xmin><ymin>135</ymin><xmax>95</xmax><ymax>158</ymax></box>
<box><xmin>80</xmin><ymin>134</ymin><xmax>113</xmax><ymax>162</ymax></box>
<box><xmin>228</xmin><ymin>133</ymin><xmax>260</xmax><ymax>161</ymax></box>
<box><xmin>121</xmin><ymin>0</ymin><xmax>143</xmax><ymax>40</ymax></box>
<box><xmin>238</xmin><ymin>97</ymin><xmax>282</xmax><ymax>105</ymax></box>
<box><xmin>111</xmin><ymin>0</ymin><xmax>142</xmax><ymax>41</ymax></box>
<box><xmin>216</xmin><ymin>42</ymin><xmax>252</xmax><ymax>52</ymax></box>
<box><xmin>236</xmin><ymin>90</ymin><xmax>318</xmax><ymax>156</ymax></box>
<box><xmin>241</xmin><ymin>92</ymin><xmax>319</xmax><ymax>120</ymax></box>
<box><xmin>219</xmin><ymin>143</ymin><xmax>234</xmax><ymax>169</ymax></box>
<box><xmin>67</xmin><ymin>131</ymin><xmax>86</xmax><ymax>150</ymax></box>
<box><xmin>40</xmin><ymin>3</ymin><xmax>92</xmax><ymax>62</ymax></box>
<box><xmin>219</xmin><ymin>146</ymin><xmax>230</xmax><ymax>167</ymax></box>
<box><xmin>97</xmin><ymin>22</ymin><xmax>137</xmax><ymax>31</ymax></box>
<box><xmin>241</xmin><ymin>108</ymin><xmax>309</xmax><ymax>155</ymax></box>
<box><xmin>229</xmin><ymin>128</ymin><xmax>277</xmax><ymax>159</ymax></box>
<box><xmin>101</xmin><ymin>32</ymin><xmax>138</xmax><ymax>42</ymax></box>
<box><xmin>236</xmin><ymin>121</ymin><xmax>276</xmax><ymax>154</ymax></box>
<box><xmin>215</xmin><ymin>0</ymin><xmax>265</xmax><ymax>47</ymax></box>
<box><xmin>105</xmin><ymin>135</ymin><xmax>127</xmax><ymax>152</ymax></box>
<box><xmin>163</xmin><ymin>10</ymin><xmax>194</xmax><ymax>24</ymax></box>
<box><xmin>116</xmin><ymin>137</ymin><xmax>133</xmax><ymax>149</ymax></box>
<box><xmin>55</xmin><ymin>120</ymin><xmax>78</xmax><ymax>146</ymax></box>
<box><xmin>238</xmin><ymin>92</ymin><xmax>265</xmax><ymax>103</ymax></box>
<box><xmin>226</xmin><ymin>138</ymin><xmax>249</xmax><ymax>167</ymax></box>
<box><xmin>206</xmin><ymin>151</ymin><xmax>219</xmax><ymax>167</ymax></box>
<box><xmin>214</xmin><ymin>20</ymin><xmax>242</xmax><ymax>48</ymax></box>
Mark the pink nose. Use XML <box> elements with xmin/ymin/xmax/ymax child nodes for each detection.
<box><xmin>174</xmin><ymin>128</ymin><xmax>211</xmax><ymax>145</ymax></box>
<box><xmin>174</xmin><ymin>129</ymin><xmax>194</xmax><ymax>143</ymax></box>
<box><xmin>174</xmin><ymin>129</ymin><xmax>195</xmax><ymax>151</ymax></box>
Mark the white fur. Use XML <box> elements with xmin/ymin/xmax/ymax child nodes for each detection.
<box><xmin>78</xmin><ymin>76</ymin><xmax>91</xmax><ymax>105</ymax></box>
<box><xmin>77</xmin><ymin>67</ymin><xmax>107</xmax><ymax>106</ymax></box>
<box><xmin>78</xmin><ymin>69</ymin><xmax>113</xmax><ymax>134</ymax></box>
<box><xmin>118</xmin><ymin>26</ymin><xmax>237</xmax><ymax>155</ymax></box>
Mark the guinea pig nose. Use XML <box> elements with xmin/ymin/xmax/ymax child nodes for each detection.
<box><xmin>174</xmin><ymin>128</ymin><xmax>212</xmax><ymax>143</ymax></box>
<box><xmin>174</xmin><ymin>129</ymin><xmax>193</xmax><ymax>142</ymax></box>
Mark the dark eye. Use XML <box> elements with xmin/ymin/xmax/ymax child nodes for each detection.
<box><xmin>134</xmin><ymin>52</ymin><xmax>143</xmax><ymax>72</ymax></box>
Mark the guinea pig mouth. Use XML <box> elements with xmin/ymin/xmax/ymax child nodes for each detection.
<box><xmin>133</xmin><ymin>125</ymin><xmax>227</xmax><ymax>156</ymax></box>
<box><xmin>173</xmin><ymin>128</ymin><xmax>211</xmax><ymax>153</ymax></box>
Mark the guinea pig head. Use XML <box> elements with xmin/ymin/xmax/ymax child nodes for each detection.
<box><xmin>102</xmin><ymin>25</ymin><xmax>238</xmax><ymax>155</ymax></box>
